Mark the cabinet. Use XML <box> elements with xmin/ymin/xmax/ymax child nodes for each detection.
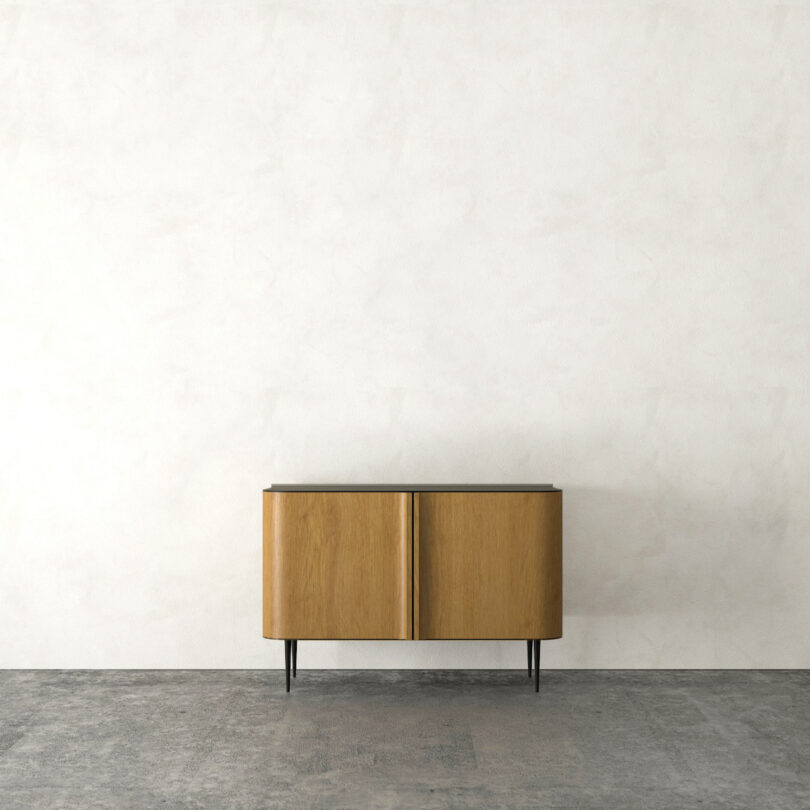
<box><xmin>263</xmin><ymin>485</ymin><xmax>562</xmax><ymax>691</ymax></box>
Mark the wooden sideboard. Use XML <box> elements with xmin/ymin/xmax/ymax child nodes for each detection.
<box><xmin>263</xmin><ymin>485</ymin><xmax>562</xmax><ymax>692</ymax></box>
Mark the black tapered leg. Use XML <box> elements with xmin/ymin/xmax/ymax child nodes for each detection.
<box><xmin>527</xmin><ymin>640</ymin><xmax>532</xmax><ymax>677</ymax></box>
<box><xmin>292</xmin><ymin>640</ymin><xmax>297</xmax><ymax>677</ymax></box>
<box><xmin>284</xmin><ymin>639</ymin><xmax>291</xmax><ymax>692</ymax></box>
<box><xmin>533</xmin><ymin>640</ymin><xmax>541</xmax><ymax>692</ymax></box>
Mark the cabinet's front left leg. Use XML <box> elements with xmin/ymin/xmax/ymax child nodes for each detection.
<box><xmin>284</xmin><ymin>639</ymin><xmax>292</xmax><ymax>692</ymax></box>
<box><xmin>292</xmin><ymin>640</ymin><xmax>297</xmax><ymax>677</ymax></box>
<box><xmin>527</xmin><ymin>640</ymin><xmax>532</xmax><ymax>677</ymax></box>
<box><xmin>533</xmin><ymin>640</ymin><xmax>541</xmax><ymax>692</ymax></box>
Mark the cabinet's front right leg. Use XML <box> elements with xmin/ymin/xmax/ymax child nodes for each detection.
<box><xmin>284</xmin><ymin>639</ymin><xmax>292</xmax><ymax>692</ymax></box>
<box><xmin>533</xmin><ymin>640</ymin><xmax>541</xmax><ymax>692</ymax></box>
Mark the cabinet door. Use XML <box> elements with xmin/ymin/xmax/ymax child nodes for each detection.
<box><xmin>263</xmin><ymin>492</ymin><xmax>411</xmax><ymax>639</ymax></box>
<box><xmin>415</xmin><ymin>492</ymin><xmax>561</xmax><ymax>640</ymax></box>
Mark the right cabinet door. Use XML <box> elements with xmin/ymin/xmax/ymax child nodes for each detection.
<box><xmin>415</xmin><ymin>491</ymin><xmax>562</xmax><ymax>640</ymax></box>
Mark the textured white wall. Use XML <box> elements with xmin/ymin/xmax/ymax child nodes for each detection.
<box><xmin>2</xmin><ymin>1</ymin><xmax>809</xmax><ymax>669</ymax></box>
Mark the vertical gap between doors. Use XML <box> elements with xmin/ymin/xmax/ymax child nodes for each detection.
<box><xmin>411</xmin><ymin>493</ymin><xmax>414</xmax><ymax>639</ymax></box>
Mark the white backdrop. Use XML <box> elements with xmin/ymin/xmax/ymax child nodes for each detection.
<box><xmin>2</xmin><ymin>1</ymin><xmax>809</xmax><ymax>669</ymax></box>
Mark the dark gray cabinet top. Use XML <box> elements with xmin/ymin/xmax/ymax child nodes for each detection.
<box><xmin>264</xmin><ymin>484</ymin><xmax>560</xmax><ymax>492</ymax></box>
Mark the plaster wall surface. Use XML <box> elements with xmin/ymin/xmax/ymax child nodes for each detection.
<box><xmin>1</xmin><ymin>1</ymin><xmax>809</xmax><ymax>667</ymax></box>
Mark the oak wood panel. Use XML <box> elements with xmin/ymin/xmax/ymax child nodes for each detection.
<box><xmin>263</xmin><ymin>492</ymin><xmax>412</xmax><ymax>639</ymax></box>
<box><xmin>415</xmin><ymin>492</ymin><xmax>562</xmax><ymax>640</ymax></box>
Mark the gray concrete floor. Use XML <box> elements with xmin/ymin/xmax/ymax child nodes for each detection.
<box><xmin>1</xmin><ymin>670</ymin><xmax>808</xmax><ymax>809</ymax></box>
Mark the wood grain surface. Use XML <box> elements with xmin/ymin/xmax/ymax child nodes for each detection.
<box><xmin>414</xmin><ymin>492</ymin><xmax>562</xmax><ymax>640</ymax></box>
<box><xmin>263</xmin><ymin>491</ymin><xmax>412</xmax><ymax>639</ymax></box>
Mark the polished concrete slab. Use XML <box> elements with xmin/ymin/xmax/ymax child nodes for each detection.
<box><xmin>0</xmin><ymin>670</ymin><xmax>808</xmax><ymax>809</ymax></box>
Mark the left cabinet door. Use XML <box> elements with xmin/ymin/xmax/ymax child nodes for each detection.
<box><xmin>263</xmin><ymin>492</ymin><xmax>412</xmax><ymax>640</ymax></box>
